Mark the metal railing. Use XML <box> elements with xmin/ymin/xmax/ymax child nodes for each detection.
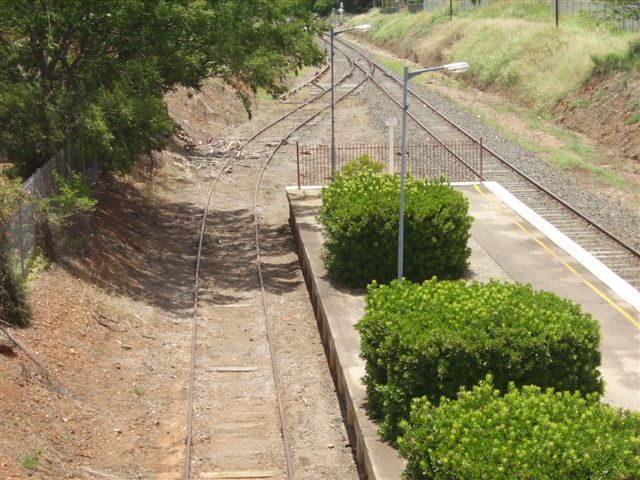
<box><xmin>2</xmin><ymin>148</ymin><xmax>101</xmax><ymax>275</ymax></box>
<box><xmin>296</xmin><ymin>140</ymin><xmax>483</xmax><ymax>187</ymax></box>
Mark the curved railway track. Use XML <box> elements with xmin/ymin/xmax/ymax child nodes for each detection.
<box><xmin>182</xmin><ymin>43</ymin><xmax>373</xmax><ymax>480</ymax></box>
<box><xmin>335</xmin><ymin>35</ymin><xmax>640</xmax><ymax>292</ymax></box>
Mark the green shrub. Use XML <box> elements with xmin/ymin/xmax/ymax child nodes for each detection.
<box><xmin>339</xmin><ymin>154</ymin><xmax>384</xmax><ymax>177</ymax></box>
<box><xmin>0</xmin><ymin>174</ymin><xmax>30</xmax><ymax>326</ymax></box>
<box><xmin>399</xmin><ymin>377</ymin><xmax>640</xmax><ymax>480</ymax></box>
<box><xmin>0</xmin><ymin>243</ymin><xmax>29</xmax><ymax>326</ymax></box>
<box><xmin>592</xmin><ymin>39</ymin><xmax>640</xmax><ymax>73</ymax></box>
<box><xmin>356</xmin><ymin>279</ymin><xmax>603</xmax><ymax>442</ymax></box>
<box><xmin>318</xmin><ymin>170</ymin><xmax>472</xmax><ymax>288</ymax></box>
<box><xmin>36</xmin><ymin>171</ymin><xmax>97</xmax><ymax>258</ymax></box>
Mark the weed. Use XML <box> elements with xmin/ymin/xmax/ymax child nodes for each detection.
<box><xmin>625</xmin><ymin>112</ymin><xmax>640</xmax><ymax>125</ymax></box>
<box><xmin>24</xmin><ymin>247</ymin><xmax>51</xmax><ymax>283</ymax></box>
<box><xmin>12</xmin><ymin>415</ymin><xmax>21</xmax><ymax>427</ymax></box>
<box><xmin>19</xmin><ymin>448</ymin><xmax>43</xmax><ymax>471</ymax></box>
<box><xmin>61</xmin><ymin>432</ymin><xmax>73</xmax><ymax>442</ymax></box>
<box><xmin>570</xmin><ymin>98</ymin><xmax>590</xmax><ymax>110</ymax></box>
<box><xmin>131</xmin><ymin>385</ymin><xmax>144</xmax><ymax>396</ymax></box>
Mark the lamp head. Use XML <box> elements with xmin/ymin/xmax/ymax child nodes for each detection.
<box><xmin>443</xmin><ymin>62</ymin><xmax>469</xmax><ymax>73</ymax></box>
<box><xmin>354</xmin><ymin>23</ymin><xmax>372</xmax><ymax>31</ymax></box>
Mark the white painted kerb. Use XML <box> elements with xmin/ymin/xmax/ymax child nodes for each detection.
<box><xmin>484</xmin><ymin>181</ymin><xmax>640</xmax><ymax>314</ymax></box>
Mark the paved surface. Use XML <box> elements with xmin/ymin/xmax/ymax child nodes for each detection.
<box><xmin>287</xmin><ymin>183</ymin><xmax>640</xmax><ymax>480</ymax></box>
<box><xmin>463</xmin><ymin>182</ymin><xmax>639</xmax><ymax>410</ymax></box>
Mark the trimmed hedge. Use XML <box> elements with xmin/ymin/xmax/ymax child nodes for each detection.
<box><xmin>356</xmin><ymin>279</ymin><xmax>603</xmax><ymax>442</ymax></box>
<box><xmin>318</xmin><ymin>165</ymin><xmax>471</xmax><ymax>288</ymax></box>
<box><xmin>399</xmin><ymin>378</ymin><xmax>640</xmax><ymax>480</ymax></box>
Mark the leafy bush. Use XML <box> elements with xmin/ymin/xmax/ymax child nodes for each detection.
<box><xmin>356</xmin><ymin>279</ymin><xmax>603</xmax><ymax>442</ymax></box>
<box><xmin>0</xmin><ymin>244</ymin><xmax>30</xmax><ymax>326</ymax></box>
<box><xmin>592</xmin><ymin>39</ymin><xmax>640</xmax><ymax>73</ymax></box>
<box><xmin>0</xmin><ymin>174</ymin><xmax>29</xmax><ymax>326</ymax></box>
<box><xmin>318</xmin><ymin>167</ymin><xmax>472</xmax><ymax>288</ymax></box>
<box><xmin>339</xmin><ymin>154</ymin><xmax>384</xmax><ymax>177</ymax></box>
<box><xmin>399</xmin><ymin>377</ymin><xmax>640</xmax><ymax>480</ymax></box>
<box><xmin>36</xmin><ymin>171</ymin><xmax>97</xmax><ymax>258</ymax></box>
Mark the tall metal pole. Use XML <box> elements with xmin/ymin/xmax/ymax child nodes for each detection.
<box><xmin>330</xmin><ymin>28</ymin><xmax>336</xmax><ymax>178</ymax></box>
<box><xmin>397</xmin><ymin>66</ymin><xmax>409</xmax><ymax>282</ymax></box>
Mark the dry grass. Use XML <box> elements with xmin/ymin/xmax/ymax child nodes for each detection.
<box><xmin>354</xmin><ymin>6</ymin><xmax>640</xmax><ymax>112</ymax></box>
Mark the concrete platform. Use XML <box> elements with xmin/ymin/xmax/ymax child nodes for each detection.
<box><xmin>287</xmin><ymin>182</ymin><xmax>640</xmax><ymax>480</ymax></box>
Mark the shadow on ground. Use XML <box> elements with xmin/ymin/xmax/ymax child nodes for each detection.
<box><xmin>62</xmin><ymin>173</ymin><xmax>199</xmax><ymax>316</ymax></box>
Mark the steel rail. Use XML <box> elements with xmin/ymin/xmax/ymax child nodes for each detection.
<box><xmin>242</xmin><ymin>39</ymin><xmax>358</xmax><ymax>148</ymax></box>
<box><xmin>337</xmin><ymin>37</ymin><xmax>640</xmax><ymax>260</ymax></box>
<box><xmin>332</xmin><ymin>36</ymin><xmax>482</xmax><ymax>179</ymax></box>
<box><xmin>247</xmin><ymin>53</ymin><xmax>374</xmax><ymax>478</ymax></box>
<box><xmin>183</xmin><ymin>43</ymin><xmax>372</xmax><ymax>480</ymax></box>
<box><xmin>183</xmin><ymin>59</ymin><xmax>340</xmax><ymax>480</ymax></box>
<box><xmin>184</xmin><ymin>154</ymin><xmax>236</xmax><ymax>480</ymax></box>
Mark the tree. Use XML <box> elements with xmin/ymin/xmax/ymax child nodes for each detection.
<box><xmin>598</xmin><ymin>0</ymin><xmax>640</xmax><ymax>21</ymax></box>
<box><xmin>0</xmin><ymin>1</ymin><xmax>326</xmax><ymax>176</ymax></box>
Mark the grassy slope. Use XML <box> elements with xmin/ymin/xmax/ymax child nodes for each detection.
<box><xmin>352</xmin><ymin>4</ymin><xmax>640</xmax><ymax>206</ymax></box>
<box><xmin>357</xmin><ymin>4</ymin><xmax>639</xmax><ymax>111</ymax></box>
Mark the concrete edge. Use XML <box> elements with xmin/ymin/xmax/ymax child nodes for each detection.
<box><xmin>287</xmin><ymin>193</ymin><xmax>405</xmax><ymax>480</ymax></box>
<box><xmin>483</xmin><ymin>181</ymin><xmax>640</xmax><ymax>314</ymax></box>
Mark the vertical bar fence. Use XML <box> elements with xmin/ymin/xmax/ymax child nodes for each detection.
<box><xmin>296</xmin><ymin>140</ymin><xmax>483</xmax><ymax>187</ymax></box>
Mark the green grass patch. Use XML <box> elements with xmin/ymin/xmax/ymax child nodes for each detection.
<box><xmin>570</xmin><ymin>98</ymin><xmax>590</xmax><ymax>109</ymax></box>
<box><xmin>625</xmin><ymin>112</ymin><xmax>640</xmax><ymax>125</ymax></box>
<box><xmin>373</xmin><ymin>54</ymin><xmax>404</xmax><ymax>76</ymax></box>
<box><xmin>19</xmin><ymin>448</ymin><xmax>43</xmax><ymax>471</ymax></box>
<box><xmin>551</xmin><ymin>152</ymin><xmax>627</xmax><ymax>188</ymax></box>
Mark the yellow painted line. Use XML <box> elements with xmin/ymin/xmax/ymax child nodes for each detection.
<box><xmin>583</xmin><ymin>280</ymin><xmax>640</xmax><ymax>329</ymax></box>
<box><xmin>472</xmin><ymin>183</ymin><xmax>640</xmax><ymax>328</ymax></box>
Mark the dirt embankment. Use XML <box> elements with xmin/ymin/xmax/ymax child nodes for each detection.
<box><xmin>557</xmin><ymin>69</ymin><xmax>640</xmax><ymax>164</ymax></box>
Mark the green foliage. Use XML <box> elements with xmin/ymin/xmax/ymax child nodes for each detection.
<box><xmin>399</xmin><ymin>377</ymin><xmax>640</xmax><ymax>480</ymax></box>
<box><xmin>597</xmin><ymin>0</ymin><xmax>640</xmax><ymax>22</ymax></box>
<box><xmin>35</xmin><ymin>171</ymin><xmax>97</xmax><ymax>258</ymax></box>
<box><xmin>626</xmin><ymin>111</ymin><xmax>640</xmax><ymax>124</ymax></box>
<box><xmin>19</xmin><ymin>448</ymin><xmax>43</xmax><ymax>471</ymax></box>
<box><xmin>338</xmin><ymin>154</ymin><xmax>384</xmax><ymax>177</ymax></box>
<box><xmin>0</xmin><ymin>174</ymin><xmax>25</xmax><ymax>224</ymax></box>
<box><xmin>356</xmin><ymin>279</ymin><xmax>604</xmax><ymax>442</ymax></box>
<box><xmin>592</xmin><ymin>40</ymin><xmax>640</xmax><ymax>72</ymax></box>
<box><xmin>39</xmin><ymin>172</ymin><xmax>97</xmax><ymax>224</ymax></box>
<box><xmin>318</xmin><ymin>171</ymin><xmax>471</xmax><ymax>288</ymax></box>
<box><xmin>0</xmin><ymin>173</ymin><xmax>30</xmax><ymax>326</ymax></box>
<box><xmin>0</xmin><ymin>242</ymin><xmax>30</xmax><ymax>326</ymax></box>
<box><xmin>0</xmin><ymin>0</ymin><xmax>325</xmax><ymax>176</ymax></box>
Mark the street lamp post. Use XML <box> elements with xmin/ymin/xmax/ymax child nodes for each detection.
<box><xmin>397</xmin><ymin>62</ymin><xmax>469</xmax><ymax>281</ymax></box>
<box><xmin>330</xmin><ymin>24</ymin><xmax>371</xmax><ymax>178</ymax></box>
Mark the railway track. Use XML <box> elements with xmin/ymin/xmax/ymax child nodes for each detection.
<box><xmin>335</xmin><ymin>35</ymin><xmax>640</xmax><ymax>293</ymax></box>
<box><xmin>182</xmin><ymin>42</ymin><xmax>372</xmax><ymax>480</ymax></box>
<box><xmin>180</xmin><ymin>28</ymin><xmax>637</xmax><ymax>479</ymax></box>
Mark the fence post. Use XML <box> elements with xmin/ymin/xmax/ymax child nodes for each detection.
<box><xmin>385</xmin><ymin>118</ymin><xmax>397</xmax><ymax>174</ymax></box>
<box><xmin>480</xmin><ymin>137</ymin><xmax>484</xmax><ymax>183</ymax></box>
<box><xmin>296</xmin><ymin>142</ymin><xmax>301</xmax><ymax>189</ymax></box>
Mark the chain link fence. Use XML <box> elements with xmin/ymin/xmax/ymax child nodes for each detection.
<box><xmin>295</xmin><ymin>140</ymin><xmax>483</xmax><ymax>187</ymax></box>
<box><xmin>401</xmin><ymin>1</ymin><xmax>639</xmax><ymax>32</ymax></box>
<box><xmin>2</xmin><ymin>149</ymin><xmax>101</xmax><ymax>275</ymax></box>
